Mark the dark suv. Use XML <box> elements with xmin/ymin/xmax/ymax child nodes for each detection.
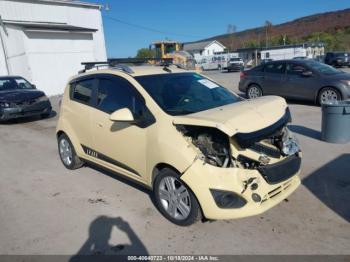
<box><xmin>238</xmin><ymin>60</ymin><xmax>350</xmax><ymax>104</ymax></box>
<box><xmin>324</xmin><ymin>52</ymin><xmax>349</xmax><ymax>67</ymax></box>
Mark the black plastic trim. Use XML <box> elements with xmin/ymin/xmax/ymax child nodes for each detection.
<box><xmin>234</xmin><ymin>107</ymin><xmax>291</xmax><ymax>148</ymax></box>
<box><xmin>210</xmin><ymin>189</ymin><xmax>247</xmax><ymax>209</ymax></box>
<box><xmin>81</xmin><ymin>145</ymin><xmax>141</xmax><ymax>176</ymax></box>
<box><xmin>258</xmin><ymin>154</ymin><xmax>301</xmax><ymax>184</ymax></box>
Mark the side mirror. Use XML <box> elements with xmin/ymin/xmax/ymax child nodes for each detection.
<box><xmin>302</xmin><ymin>71</ymin><xmax>313</xmax><ymax>77</ymax></box>
<box><xmin>110</xmin><ymin>108</ymin><xmax>134</xmax><ymax>122</ymax></box>
<box><xmin>31</xmin><ymin>84</ymin><xmax>36</xmax><ymax>89</ymax></box>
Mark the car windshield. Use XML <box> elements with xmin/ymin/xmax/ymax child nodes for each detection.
<box><xmin>0</xmin><ymin>77</ymin><xmax>33</xmax><ymax>91</ymax></box>
<box><xmin>135</xmin><ymin>73</ymin><xmax>241</xmax><ymax>116</ymax></box>
<box><xmin>307</xmin><ymin>62</ymin><xmax>342</xmax><ymax>75</ymax></box>
<box><xmin>334</xmin><ymin>53</ymin><xmax>347</xmax><ymax>57</ymax></box>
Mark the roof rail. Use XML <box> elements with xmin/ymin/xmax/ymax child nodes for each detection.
<box><xmin>108</xmin><ymin>57</ymin><xmax>173</xmax><ymax>66</ymax></box>
<box><xmin>79</xmin><ymin>61</ymin><xmax>134</xmax><ymax>74</ymax></box>
<box><xmin>79</xmin><ymin>58</ymin><xmax>174</xmax><ymax>74</ymax></box>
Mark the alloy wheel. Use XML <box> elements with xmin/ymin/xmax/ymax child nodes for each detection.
<box><xmin>320</xmin><ymin>89</ymin><xmax>339</xmax><ymax>104</ymax></box>
<box><xmin>59</xmin><ymin>138</ymin><xmax>73</xmax><ymax>166</ymax></box>
<box><xmin>158</xmin><ymin>176</ymin><xmax>191</xmax><ymax>220</ymax></box>
<box><xmin>248</xmin><ymin>86</ymin><xmax>262</xmax><ymax>99</ymax></box>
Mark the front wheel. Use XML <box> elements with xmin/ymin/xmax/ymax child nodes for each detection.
<box><xmin>318</xmin><ymin>87</ymin><xmax>341</xmax><ymax>105</ymax></box>
<box><xmin>153</xmin><ymin>168</ymin><xmax>202</xmax><ymax>226</ymax></box>
<box><xmin>246</xmin><ymin>84</ymin><xmax>263</xmax><ymax>99</ymax></box>
<box><xmin>57</xmin><ymin>133</ymin><xmax>84</xmax><ymax>170</ymax></box>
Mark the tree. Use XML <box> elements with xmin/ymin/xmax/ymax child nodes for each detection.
<box><xmin>135</xmin><ymin>48</ymin><xmax>155</xmax><ymax>59</ymax></box>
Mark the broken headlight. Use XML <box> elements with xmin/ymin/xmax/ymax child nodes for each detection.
<box><xmin>281</xmin><ymin>128</ymin><xmax>300</xmax><ymax>156</ymax></box>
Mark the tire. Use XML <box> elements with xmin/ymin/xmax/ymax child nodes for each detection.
<box><xmin>318</xmin><ymin>87</ymin><xmax>342</xmax><ymax>105</ymax></box>
<box><xmin>57</xmin><ymin>133</ymin><xmax>84</xmax><ymax>170</ymax></box>
<box><xmin>153</xmin><ymin>168</ymin><xmax>202</xmax><ymax>226</ymax></box>
<box><xmin>246</xmin><ymin>84</ymin><xmax>263</xmax><ymax>99</ymax></box>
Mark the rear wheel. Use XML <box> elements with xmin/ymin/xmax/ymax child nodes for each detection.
<box><xmin>318</xmin><ymin>87</ymin><xmax>341</xmax><ymax>105</ymax></box>
<box><xmin>57</xmin><ymin>133</ymin><xmax>84</xmax><ymax>170</ymax></box>
<box><xmin>246</xmin><ymin>84</ymin><xmax>263</xmax><ymax>99</ymax></box>
<box><xmin>153</xmin><ymin>168</ymin><xmax>201</xmax><ymax>226</ymax></box>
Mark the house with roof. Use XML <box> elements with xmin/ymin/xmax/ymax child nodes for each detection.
<box><xmin>183</xmin><ymin>40</ymin><xmax>226</xmax><ymax>62</ymax></box>
<box><xmin>0</xmin><ymin>0</ymin><xmax>107</xmax><ymax>95</ymax></box>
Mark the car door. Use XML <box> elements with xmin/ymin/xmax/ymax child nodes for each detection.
<box><xmin>262</xmin><ymin>61</ymin><xmax>286</xmax><ymax>95</ymax></box>
<box><xmin>91</xmin><ymin>74</ymin><xmax>151</xmax><ymax>182</ymax></box>
<box><xmin>68</xmin><ymin>77</ymin><xmax>97</xmax><ymax>151</ymax></box>
<box><xmin>284</xmin><ymin>62</ymin><xmax>319</xmax><ymax>100</ymax></box>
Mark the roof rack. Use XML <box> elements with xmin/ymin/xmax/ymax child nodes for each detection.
<box><xmin>79</xmin><ymin>58</ymin><xmax>174</xmax><ymax>74</ymax></box>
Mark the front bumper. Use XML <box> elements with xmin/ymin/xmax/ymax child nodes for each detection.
<box><xmin>227</xmin><ymin>64</ymin><xmax>244</xmax><ymax>71</ymax></box>
<box><xmin>181</xmin><ymin>157</ymin><xmax>301</xmax><ymax>220</ymax></box>
<box><xmin>0</xmin><ymin>100</ymin><xmax>52</xmax><ymax>121</ymax></box>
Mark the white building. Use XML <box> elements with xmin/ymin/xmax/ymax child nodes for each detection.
<box><xmin>0</xmin><ymin>0</ymin><xmax>107</xmax><ymax>95</ymax></box>
<box><xmin>183</xmin><ymin>40</ymin><xmax>226</xmax><ymax>62</ymax></box>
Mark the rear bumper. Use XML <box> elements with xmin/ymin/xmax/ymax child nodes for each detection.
<box><xmin>238</xmin><ymin>80</ymin><xmax>247</xmax><ymax>93</ymax></box>
<box><xmin>181</xmin><ymin>157</ymin><xmax>301</xmax><ymax>220</ymax></box>
<box><xmin>0</xmin><ymin>100</ymin><xmax>52</xmax><ymax>121</ymax></box>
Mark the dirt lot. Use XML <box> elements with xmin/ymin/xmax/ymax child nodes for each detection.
<box><xmin>0</xmin><ymin>69</ymin><xmax>349</xmax><ymax>256</ymax></box>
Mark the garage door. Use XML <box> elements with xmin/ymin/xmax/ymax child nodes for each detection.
<box><xmin>24</xmin><ymin>31</ymin><xmax>95</xmax><ymax>95</ymax></box>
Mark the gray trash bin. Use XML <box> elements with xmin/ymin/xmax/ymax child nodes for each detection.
<box><xmin>321</xmin><ymin>100</ymin><xmax>350</xmax><ymax>143</ymax></box>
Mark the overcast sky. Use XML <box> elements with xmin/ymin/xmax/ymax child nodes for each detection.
<box><xmin>86</xmin><ymin>0</ymin><xmax>350</xmax><ymax>58</ymax></box>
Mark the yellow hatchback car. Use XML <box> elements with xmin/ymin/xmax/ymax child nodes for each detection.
<box><xmin>56</xmin><ymin>62</ymin><xmax>301</xmax><ymax>226</ymax></box>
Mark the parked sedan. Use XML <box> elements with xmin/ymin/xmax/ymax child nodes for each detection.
<box><xmin>0</xmin><ymin>76</ymin><xmax>52</xmax><ymax>121</ymax></box>
<box><xmin>239</xmin><ymin>60</ymin><xmax>350</xmax><ymax>104</ymax></box>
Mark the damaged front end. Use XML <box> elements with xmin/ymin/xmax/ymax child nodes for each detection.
<box><xmin>176</xmin><ymin>108</ymin><xmax>301</xmax><ymax>177</ymax></box>
<box><xmin>175</xmin><ymin>107</ymin><xmax>301</xmax><ymax>219</ymax></box>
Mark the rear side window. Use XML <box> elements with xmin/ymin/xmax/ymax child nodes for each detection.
<box><xmin>97</xmin><ymin>76</ymin><xmax>144</xmax><ymax>116</ymax></box>
<box><xmin>0</xmin><ymin>79</ymin><xmax>15</xmax><ymax>91</ymax></box>
<box><xmin>72</xmin><ymin>79</ymin><xmax>94</xmax><ymax>104</ymax></box>
<box><xmin>265</xmin><ymin>62</ymin><xmax>285</xmax><ymax>74</ymax></box>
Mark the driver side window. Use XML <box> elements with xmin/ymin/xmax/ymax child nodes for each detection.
<box><xmin>286</xmin><ymin>63</ymin><xmax>308</xmax><ymax>76</ymax></box>
<box><xmin>96</xmin><ymin>76</ymin><xmax>145</xmax><ymax>119</ymax></box>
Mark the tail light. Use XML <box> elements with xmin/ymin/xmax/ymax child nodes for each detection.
<box><xmin>240</xmin><ymin>71</ymin><xmax>246</xmax><ymax>79</ymax></box>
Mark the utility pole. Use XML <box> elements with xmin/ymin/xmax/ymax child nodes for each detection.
<box><xmin>0</xmin><ymin>15</ymin><xmax>10</xmax><ymax>75</ymax></box>
<box><xmin>264</xmin><ymin>20</ymin><xmax>272</xmax><ymax>48</ymax></box>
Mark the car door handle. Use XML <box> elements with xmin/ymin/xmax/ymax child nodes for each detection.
<box><xmin>97</xmin><ymin>122</ymin><xmax>103</xmax><ymax>128</ymax></box>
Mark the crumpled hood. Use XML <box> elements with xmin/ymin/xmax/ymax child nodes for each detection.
<box><xmin>173</xmin><ymin>96</ymin><xmax>288</xmax><ymax>137</ymax></box>
<box><xmin>0</xmin><ymin>89</ymin><xmax>45</xmax><ymax>103</ymax></box>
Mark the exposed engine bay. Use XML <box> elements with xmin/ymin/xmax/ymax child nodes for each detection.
<box><xmin>176</xmin><ymin>124</ymin><xmax>300</xmax><ymax>169</ymax></box>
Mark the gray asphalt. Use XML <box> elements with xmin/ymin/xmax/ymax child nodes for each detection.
<box><xmin>0</xmin><ymin>69</ymin><xmax>349</xmax><ymax>256</ymax></box>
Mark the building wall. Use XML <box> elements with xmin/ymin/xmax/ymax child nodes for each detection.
<box><xmin>0</xmin><ymin>0</ymin><xmax>107</xmax><ymax>95</ymax></box>
<box><xmin>204</xmin><ymin>42</ymin><xmax>225</xmax><ymax>56</ymax></box>
<box><xmin>0</xmin><ymin>0</ymin><xmax>106</xmax><ymax>60</ymax></box>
